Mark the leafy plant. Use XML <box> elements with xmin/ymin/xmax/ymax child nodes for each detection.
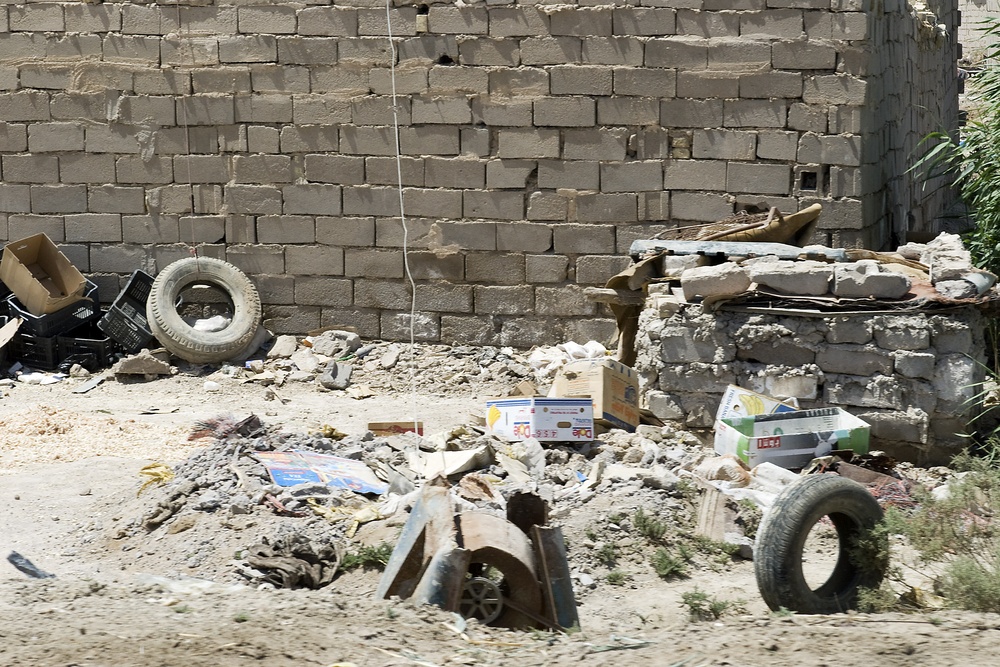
<box><xmin>652</xmin><ymin>548</ymin><xmax>687</xmax><ymax>580</ymax></box>
<box><xmin>680</xmin><ymin>588</ymin><xmax>744</xmax><ymax>621</ymax></box>
<box><xmin>340</xmin><ymin>543</ymin><xmax>393</xmax><ymax>572</ymax></box>
<box><xmin>233</xmin><ymin>612</ymin><xmax>250</xmax><ymax>623</ymax></box>
<box><xmin>596</xmin><ymin>542</ymin><xmax>618</xmax><ymax>566</ymax></box>
<box><xmin>606</xmin><ymin>570</ymin><xmax>628</xmax><ymax>586</ymax></box>
<box><xmin>633</xmin><ymin>508</ymin><xmax>668</xmax><ymax>542</ymax></box>
<box><xmin>735</xmin><ymin>499</ymin><xmax>762</xmax><ymax>540</ymax></box>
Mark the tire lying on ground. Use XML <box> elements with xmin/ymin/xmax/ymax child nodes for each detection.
<box><xmin>754</xmin><ymin>474</ymin><xmax>887</xmax><ymax>614</ymax></box>
<box><xmin>146</xmin><ymin>256</ymin><xmax>262</xmax><ymax>364</ymax></box>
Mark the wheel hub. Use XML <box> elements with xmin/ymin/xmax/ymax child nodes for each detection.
<box><xmin>459</xmin><ymin>576</ymin><xmax>504</xmax><ymax>624</ymax></box>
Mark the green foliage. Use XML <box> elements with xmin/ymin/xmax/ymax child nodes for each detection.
<box><xmin>680</xmin><ymin>588</ymin><xmax>745</xmax><ymax>621</ymax></box>
<box><xmin>607</xmin><ymin>512</ymin><xmax>626</xmax><ymax>525</ymax></box>
<box><xmin>596</xmin><ymin>542</ymin><xmax>618</xmax><ymax>566</ymax></box>
<box><xmin>735</xmin><ymin>499</ymin><xmax>762</xmax><ymax>541</ymax></box>
<box><xmin>856</xmin><ymin>583</ymin><xmax>899</xmax><ymax>614</ymax></box>
<box><xmin>606</xmin><ymin>570</ymin><xmax>628</xmax><ymax>586</ymax></box>
<box><xmin>633</xmin><ymin>508</ymin><xmax>668</xmax><ymax>542</ymax></box>
<box><xmin>340</xmin><ymin>543</ymin><xmax>393</xmax><ymax>572</ymax></box>
<box><xmin>233</xmin><ymin>612</ymin><xmax>250</xmax><ymax>623</ymax></box>
<box><xmin>651</xmin><ymin>547</ymin><xmax>687</xmax><ymax>580</ymax></box>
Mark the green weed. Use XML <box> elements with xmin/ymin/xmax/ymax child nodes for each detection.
<box><xmin>340</xmin><ymin>543</ymin><xmax>393</xmax><ymax>572</ymax></box>
<box><xmin>633</xmin><ymin>508</ymin><xmax>668</xmax><ymax>542</ymax></box>
<box><xmin>680</xmin><ymin>588</ymin><xmax>744</xmax><ymax>621</ymax></box>
<box><xmin>651</xmin><ymin>548</ymin><xmax>687</xmax><ymax>580</ymax></box>
<box><xmin>606</xmin><ymin>570</ymin><xmax>628</xmax><ymax>586</ymax></box>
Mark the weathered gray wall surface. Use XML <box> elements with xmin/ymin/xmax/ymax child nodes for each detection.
<box><xmin>958</xmin><ymin>0</ymin><xmax>999</xmax><ymax>58</ymax></box>
<box><xmin>0</xmin><ymin>0</ymin><xmax>959</xmax><ymax>343</ymax></box>
<box><xmin>636</xmin><ymin>304</ymin><xmax>985</xmax><ymax>464</ymax></box>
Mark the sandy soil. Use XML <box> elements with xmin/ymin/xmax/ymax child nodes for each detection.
<box><xmin>0</xmin><ymin>360</ymin><xmax>997</xmax><ymax>667</ymax></box>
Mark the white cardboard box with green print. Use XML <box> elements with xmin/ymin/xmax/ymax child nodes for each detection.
<box><xmin>714</xmin><ymin>407</ymin><xmax>870</xmax><ymax>469</ymax></box>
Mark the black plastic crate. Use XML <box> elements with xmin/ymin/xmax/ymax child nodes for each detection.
<box><xmin>98</xmin><ymin>270</ymin><xmax>154</xmax><ymax>354</ymax></box>
<box><xmin>0</xmin><ymin>282</ymin><xmax>10</xmax><ymax>318</ymax></box>
<box><xmin>7</xmin><ymin>280</ymin><xmax>100</xmax><ymax>337</ymax></box>
<box><xmin>57</xmin><ymin>322</ymin><xmax>121</xmax><ymax>369</ymax></box>
<box><xmin>9</xmin><ymin>331</ymin><xmax>59</xmax><ymax>371</ymax></box>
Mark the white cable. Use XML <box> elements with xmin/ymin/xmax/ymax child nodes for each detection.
<box><xmin>385</xmin><ymin>0</ymin><xmax>421</xmax><ymax>432</ymax></box>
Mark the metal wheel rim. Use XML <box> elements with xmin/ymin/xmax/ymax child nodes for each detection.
<box><xmin>459</xmin><ymin>576</ymin><xmax>504</xmax><ymax>624</ymax></box>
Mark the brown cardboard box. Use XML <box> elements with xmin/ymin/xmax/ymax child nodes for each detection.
<box><xmin>551</xmin><ymin>358</ymin><xmax>640</xmax><ymax>431</ymax></box>
<box><xmin>0</xmin><ymin>234</ymin><xmax>87</xmax><ymax>316</ymax></box>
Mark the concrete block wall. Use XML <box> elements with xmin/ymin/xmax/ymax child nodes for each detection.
<box><xmin>635</xmin><ymin>303</ymin><xmax>985</xmax><ymax>464</ymax></box>
<box><xmin>0</xmin><ymin>0</ymin><xmax>959</xmax><ymax>345</ymax></box>
<box><xmin>957</xmin><ymin>0</ymin><xmax>998</xmax><ymax>60</ymax></box>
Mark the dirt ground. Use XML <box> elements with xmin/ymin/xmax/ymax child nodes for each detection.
<box><xmin>0</xmin><ymin>351</ymin><xmax>998</xmax><ymax>667</ymax></box>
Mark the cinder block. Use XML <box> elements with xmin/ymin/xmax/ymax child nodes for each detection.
<box><xmin>458</xmin><ymin>38</ymin><xmax>519</xmax><ymax>66</ymax></box>
<box><xmin>830</xmin><ymin>166</ymin><xmax>862</xmax><ymax>197</ymax></box>
<box><xmin>693</xmin><ymin>129</ymin><xmax>756</xmax><ymax>159</ymax></box>
<box><xmin>817</xmin><ymin>344</ymin><xmax>893</xmax><ymax>375</ymax></box>
<box><xmin>748</xmin><ymin>258</ymin><xmax>831</xmax><ymax>294</ymax></box>
<box><xmin>162</xmin><ymin>37</ymin><xmax>219</xmax><ymax>67</ymax></box>
<box><xmin>740</xmin><ymin>71</ymin><xmax>802</xmax><ymax>98</ymax></box>
<box><xmin>123</xmin><ymin>214</ymin><xmax>180</xmax><ymax>243</ymax></box>
<box><xmin>528</xmin><ymin>192</ymin><xmax>568</xmax><ymax>221</ymax></box>
<box><xmin>676</xmin><ymin>71</ymin><xmax>739</xmax><ymax>98</ymax></box>
<box><xmin>415</xmin><ymin>283</ymin><xmax>474</xmax><ymax>314</ymax></box>
<box><xmin>239</xmin><ymin>6</ymin><xmax>298</xmax><ymax>34</ymax></box>
<box><xmin>550</xmin><ymin>65</ymin><xmax>613</xmax><ymax>95</ymax></box>
<box><xmin>771</xmin><ymin>40</ymin><xmax>836</xmax><ymax>69</ymax></box>
<box><xmin>671</xmin><ymin>192</ymin><xmax>734</xmax><ymax>221</ymax></box>
<box><xmin>10</xmin><ymin>4</ymin><xmax>63</xmax><ymax>32</ymax></box>
<box><xmin>235</xmin><ymin>95</ymin><xmax>293</xmax><ymax>124</ymax></box>
<box><xmin>429</xmin><ymin>66</ymin><xmax>489</xmax><ymax>94</ymax></box>
<box><xmin>788</xmin><ymin>102</ymin><xmax>827</xmax><ymax>132</ymax></box>
<box><xmin>375</xmin><ymin>217</ymin><xmax>434</xmax><ymax>249</ymax></box>
<box><xmin>4</xmin><ymin>155</ymin><xmax>57</xmax><ymax>183</ymax></box>
<box><xmin>411</xmin><ymin>95</ymin><xmax>473</xmax><ymax>124</ymax></box>
<box><xmin>553</xmin><ymin>223</ymin><xmax>615</xmax><ymax>253</ymax></box>
<box><xmin>285</xmin><ymin>244</ymin><xmax>343</xmax><ymax>275</ymax></box>
<box><xmin>225</xmin><ymin>244</ymin><xmax>285</xmax><ymax>275</ymax></box>
<box><xmin>282</xmin><ymin>185</ymin><xmax>342</xmax><ymax>216</ymax></box>
<box><xmin>576</xmin><ymin>254</ymin><xmax>633</xmax><ymax>285</ymax></box>
<box><xmin>317</xmin><ymin>216</ymin><xmax>375</xmax><ymax>247</ymax></box>
<box><xmin>563</xmin><ymin>127</ymin><xmax>629</xmax><ymax>160</ymax></box>
<box><xmin>65</xmin><ymin>213</ymin><xmax>121</xmax><ymax>243</ymax></box>
<box><xmin>320</xmin><ymin>307</ymin><xmax>380</xmax><ymax>338</ymax></box>
<box><xmin>225</xmin><ymin>185</ymin><xmax>283</xmax><ymax>214</ymax></box>
<box><xmin>255</xmin><ymin>275</ymin><xmax>295</xmax><ymax>306</ymax></box>
<box><xmin>474</xmin><ymin>285</ymin><xmax>534</xmax><ymax>315</ymax></box>
<box><xmin>488</xmin><ymin>68</ymin><xmax>550</xmax><ymax>96</ymax></box>
<box><xmin>576</xmin><ymin>193</ymin><xmax>637</xmax><ymax>222</ymax></box>
<box><xmin>520</xmin><ymin>37</ymin><xmax>583</xmax><ymax>65</ymax></box>
<box><xmin>20</xmin><ymin>65</ymin><xmax>72</xmax><ymax>91</ymax></box>
<box><xmin>172</xmin><ymin>155</ymin><xmax>229</xmax><ymax>184</ymax></box>
<box><xmin>756</xmin><ymin>130</ymin><xmax>798</xmax><ymax>160</ymax></box>
<box><xmin>60</xmin><ymin>154</ymin><xmax>116</xmax><ymax>184</ymax></box>
<box><xmin>582</xmin><ymin>37</ymin><xmax>644</xmax><ymax>65</ymax></box>
<box><xmin>723</xmin><ymin>99</ymin><xmax>786</xmax><ymax>128</ymax></box>
<box><xmin>365</xmin><ymin>156</ymin><xmax>424</xmax><ymax>186</ymax></box>
<box><xmin>550</xmin><ymin>7</ymin><xmax>612</xmax><ymax>36</ymax></box>
<box><xmin>340</xmin><ymin>126</ymin><xmax>395</xmax><ymax>156</ymax></box>
<box><xmin>601</xmin><ymin>162</ymin><xmax>663</xmax><ymax>192</ymax></box>
<box><xmin>819</xmin><ymin>134</ymin><xmax>861</xmax><ymax>166</ymax></box>
<box><xmin>0</xmin><ymin>185</ymin><xmax>30</xmax><ymax>214</ymax></box>
<box><xmin>636</xmin><ymin>127</ymin><xmax>672</xmax><ymax>159</ymax></box>
<box><xmin>277</xmin><ymin>37</ymin><xmax>338</xmax><ymax>66</ymax></box>
<box><xmin>829</xmin><ymin>105</ymin><xmax>862</xmax><ymax>134</ymax></box>
<box><xmin>294</xmin><ymin>276</ymin><xmax>353</xmax><ymax>307</ymax></box>
<box><xmin>399</xmin><ymin>126</ymin><xmax>460</xmax><ymax>155</ymax></box>
<box><xmin>30</xmin><ymin>185</ymin><xmax>87</xmax><ymax>214</ymax></box>
<box><xmin>661</xmin><ymin>98</ymin><xmax>724</xmax><ymax>128</ymax></box>
<box><xmin>681</xmin><ymin>263</ymin><xmax>750</xmax><ymax>300</ymax></box>
<box><xmin>536</xmin><ymin>285</ymin><xmax>597</xmax><ymax>316</ymax></box>
<box><xmin>89</xmin><ymin>185</ymin><xmax>146</xmax><ymax>214</ymax></box>
<box><xmin>176</xmin><ymin>95</ymin><xmax>234</xmax><ymax>126</ymax></box>
<box><xmin>0</xmin><ymin>91</ymin><xmax>50</xmax><ymax>121</ymax></box>
<box><xmin>645</xmin><ymin>37</ymin><xmax>708</xmax><ymax>68</ymax></box>
<box><xmin>0</xmin><ymin>123</ymin><xmax>27</xmax><ymax>152</ymax></box>
<box><xmin>740</xmin><ymin>9</ymin><xmax>803</xmax><ymax>38</ymax></box>
<box><xmin>538</xmin><ymin>160</ymin><xmax>600</xmax><ymax>190</ymax></box>
<box><xmin>664</xmin><ymin>159</ymin><xmax>727</xmax><ymax>190</ymax></box>
<box><xmin>466</xmin><ymin>252</ymin><xmax>525</xmax><ymax>284</ymax></box>
<box><xmin>497</xmin><ymin>221</ymin><xmax>552</xmax><ymax>252</ymax></box>
<box><xmin>497</xmin><ymin>128</ymin><xmax>560</xmax><ymax>158</ymax></box>
<box><xmin>218</xmin><ymin>36</ymin><xmax>276</xmax><ymax>64</ymax></box>
<box><xmin>465</xmin><ymin>126</ymin><xmax>491</xmax><ymax>155</ymax></box>
<box><xmin>597</xmin><ymin>96</ymin><xmax>659</xmax><ymax>125</ymax></box>
<box><xmin>178</xmin><ymin>216</ymin><xmax>226</xmax><ymax>243</ymax></box>
<box><xmin>428</xmin><ymin>6</ymin><xmax>488</xmax><ymax>34</ymax></box>
<box><xmin>833</xmin><ymin>260</ymin><xmax>910</xmax><ymax>298</ymax></box>
<box><xmin>526</xmin><ymin>254</ymin><xmax>569</xmax><ymax>283</ymax></box>
<box><xmin>263</xmin><ymin>305</ymin><xmax>321</xmax><ymax>336</ymax></box>
<box><xmin>380</xmin><ymin>312</ymin><xmax>440</xmax><ymax>341</ymax></box>
<box><xmin>489</xmin><ymin>6</ymin><xmax>549</xmax><ymax>37</ymax></box>
<box><xmin>613</xmin><ymin>67</ymin><xmax>676</xmax><ymax>97</ymax></box>
<box><xmin>486</xmin><ymin>159</ymin><xmax>536</xmax><ymax>189</ymax></box>
<box><xmin>66</xmin><ymin>5</ymin><xmax>122</xmax><ymax>33</ymax></box>
<box><xmin>803</xmin><ymin>75</ymin><xmax>867</xmax><ymax>104</ymax></box>
<box><xmin>815</xmin><ymin>197</ymin><xmax>865</xmax><ymax>230</ymax></box>
<box><xmin>676</xmin><ymin>9</ymin><xmax>740</xmax><ymax>37</ymax></box>
<box><xmin>292</xmin><ymin>95</ymin><xmax>352</xmax><ymax>125</ymax></box>
<box><xmin>397</xmin><ymin>35</ymin><xmax>459</xmax><ymax>65</ymax></box>
<box><xmin>440</xmin><ymin>315</ymin><xmax>501</xmax><ymax>346</ymax></box>
<box><xmin>464</xmin><ymin>191</ymin><xmax>524</xmax><ymax>220</ymax></box>
<box><xmin>357</xmin><ymin>7</ymin><xmax>416</xmax><ymax>36</ymax></box>
<box><xmin>250</xmin><ymin>66</ymin><xmax>309</xmax><ymax>94</ymax></box>
<box><xmin>406</xmin><ymin>251</ymin><xmax>464</xmax><ymax>281</ymax></box>
<box><xmin>472</xmin><ymin>97</ymin><xmax>533</xmax><ymax>127</ymax></box>
<box><xmin>304</xmin><ymin>155</ymin><xmax>364</xmax><ymax>185</ymax></box>
<box><xmin>831</xmin><ymin>12</ymin><xmax>868</xmax><ymax>39</ymax></box>
<box><xmin>708</xmin><ymin>38</ymin><xmax>772</xmax><ymax>71</ymax></box>
<box><xmin>403</xmin><ymin>188</ymin><xmax>463</xmax><ymax>219</ymax></box>
<box><xmin>432</xmin><ymin>220</ymin><xmax>496</xmax><ymax>251</ymax></box>
<box><xmin>500</xmin><ymin>317</ymin><xmax>566</xmax><ymax>348</ymax></box>
<box><xmin>90</xmin><ymin>243</ymin><xmax>147</xmax><ymax>272</ymax></box>
<box><xmin>614</xmin><ymin>7</ymin><xmax>677</xmax><ymax>35</ymax></box>
<box><xmin>369</xmin><ymin>67</ymin><xmax>426</xmax><ymax>95</ymax></box>
<box><xmin>233</xmin><ymin>155</ymin><xmax>293</xmax><ymax>184</ymax></box>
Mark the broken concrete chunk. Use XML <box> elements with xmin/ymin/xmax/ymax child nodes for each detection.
<box><xmin>318</xmin><ymin>361</ymin><xmax>353</xmax><ymax>390</ymax></box>
<box><xmin>934</xmin><ymin>279</ymin><xmax>978</xmax><ymax>300</ymax></box>
<box><xmin>291</xmin><ymin>348</ymin><xmax>321</xmax><ymax>373</ymax></box>
<box><xmin>832</xmin><ymin>260</ymin><xmax>910</xmax><ymax>299</ymax></box>
<box><xmin>311</xmin><ymin>330</ymin><xmax>362</xmax><ymax>357</ymax></box>
<box><xmin>680</xmin><ymin>263</ymin><xmax>751</xmax><ymax>301</ymax></box>
<box><xmin>659</xmin><ymin>253</ymin><xmax>710</xmax><ymax>276</ymax></box>
<box><xmin>747</xmin><ymin>259</ymin><xmax>832</xmax><ymax>296</ymax></box>
<box><xmin>111</xmin><ymin>350</ymin><xmax>172</xmax><ymax>376</ymax></box>
<box><xmin>267</xmin><ymin>335</ymin><xmax>298</xmax><ymax>359</ymax></box>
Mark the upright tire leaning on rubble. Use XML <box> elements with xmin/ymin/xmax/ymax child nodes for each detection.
<box><xmin>754</xmin><ymin>474</ymin><xmax>887</xmax><ymax>614</ymax></box>
<box><xmin>146</xmin><ymin>257</ymin><xmax>262</xmax><ymax>364</ymax></box>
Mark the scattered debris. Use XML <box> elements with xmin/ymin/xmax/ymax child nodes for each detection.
<box><xmin>6</xmin><ymin>551</ymin><xmax>55</xmax><ymax>579</ymax></box>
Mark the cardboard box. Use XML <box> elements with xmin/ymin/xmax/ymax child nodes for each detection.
<box><xmin>551</xmin><ymin>358</ymin><xmax>640</xmax><ymax>431</ymax></box>
<box><xmin>0</xmin><ymin>234</ymin><xmax>87</xmax><ymax>316</ymax></box>
<box><xmin>368</xmin><ymin>421</ymin><xmax>424</xmax><ymax>436</ymax></box>
<box><xmin>716</xmin><ymin>384</ymin><xmax>799</xmax><ymax>421</ymax></box>
<box><xmin>714</xmin><ymin>407</ymin><xmax>870</xmax><ymax>469</ymax></box>
<box><xmin>486</xmin><ymin>397</ymin><xmax>594</xmax><ymax>442</ymax></box>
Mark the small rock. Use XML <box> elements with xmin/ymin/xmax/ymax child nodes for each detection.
<box><xmin>291</xmin><ymin>349</ymin><xmax>321</xmax><ymax>373</ymax></box>
<box><xmin>380</xmin><ymin>348</ymin><xmax>401</xmax><ymax>369</ymax></box>
<box><xmin>204</xmin><ymin>381</ymin><xmax>221</xmax><ymax>392</ymax></box>
<box><xmin>192</xmin><ymin>490</ymin><xmax>222</xmax><ymax>511</ymax></box>
<box><xmin>318</xmin><ymin>361</ymin><xmax>353</xmax><ymax>390</ymax></box>
<box><xmin>111</xmin><ymin>351</ymin><xmax>173</xmax><ymax>376</ymax></box>
<box><xmin>168</xmin><ymin>515</ymin><xmax>197</xmax><ymax>534</ymax></box>
<box><xmin>287</xmin><ymin>370</ymin><xmax>313</xmax><ymax>382</ymax></box>
<box><xmin>312</xmin><ymin>330</ymin><xmax>362</xmax><ymax>357</ymax></box>
<box><xmin>266</xmin><ymin>335</ymin><xmax>298</xmax><ymax>359</ymax></box>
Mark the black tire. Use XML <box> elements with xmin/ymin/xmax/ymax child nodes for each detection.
<box><xmin>754</xmin><ymin>474</ymin><xmax>886</xmax><ymax>614</ymax></box>
<box><xmin>146</xmin><ymin>256</ymin><xmax>261</xmax><ymax>364</ymax></box>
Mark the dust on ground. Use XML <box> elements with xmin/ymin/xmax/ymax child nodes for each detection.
<box><xmin>0</xmin><ymin>341</ymin><xmax>996</xmax><ymax>667</ymax></box>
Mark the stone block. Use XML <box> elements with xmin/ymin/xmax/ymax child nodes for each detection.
<box><xmin>553</xmin><ymin>224</ymin><xmax>615</xmax><ymax>254</ymax></box>
<box><xmin>833</xmin><ymin>261</ymin><xmax>911</xmax><ymax>299</ymax></box>
<box><xmin>486</xmin><ymin>159</ymin><xmax>535</xmax><ymax>189</ymax></box>
<box><xmin>527</xmin><ymin>192</ymin><xmax>568</xmax><ymax>221</ymax></box>
<box><xmin>747</xmin><ymin>259</ymin><xmax>832</xmax><ymax>295</ymax></box>
<box><xmin>645</xmin><ymin>37</ymin><xmax>708</xmax><ymax>69</ymax></box>
<box><xmin>576</xmin><ymin>193</ymin><xmax>638</xmax><ymax>222</ymax></box>
<box><xmin>726</xmin><ymin>163</ymin><xmax>791</xmax><ymax>195</ymax></box>
<box><xmin>763</xmin><ymin>373</ymin><xmax>819</xmax><ymax>400</ymax></box>
<box><xmin>670</xmin><ymin>192</ymin><xmax>733</xmax><ymax>221</ymax></box>
<box><xmin>526</xmin><ymin>254</ymin><xmax>569</xmax><ymax>283</ymax></box>
<box><xmin>474</xmin><ymin>285</ymin><xmax>533</xmax><ymax>315</ymax></box>
<box><xmin>738</xmin><ymin>339</ymin><xmax>815</xmax><ymax>366</ymax></box>
<box><xmin>692</xmin><ymin>129</ymin><xmax>756</xmax><ymax>160</ymax></box>
<box><xmin>872</xmin><ymin>315</ymin><xmax>930</xmax><ymax>351</ymax></box>
<box><xmin>464</xmin><ymin>191</ymin><xmax>524</xmax><ymax>220</ymax></box>
<box><xmin>723</xmin><ymin>100</ymin><xmax>786</xmax><ymax>128</ymax></box>
<box><xmin>65</xmin><ymin>213</ymin><xmax>121</xmax><ymax>243</ymax></box>
<box><xmin>226</xmin><ymin>244</ymin><xmax>285</xmax><ymax>275</ymax></box>
<box><xmin>933</xmin><ymin>354</ymin><xmax>980</xmax><ymax>413</ymax></box>
<box><xmin>497</xmin><ymin>222</ymin><xmax>553</xmax><ymax>252</ymax></box>
<box><xmin>892</xmin><ymin>350</ymin><xmax>936</xmax><ymax>380</ymax></box>
<box><xmin>257</xmin><ymin>215</ymin><xmax>316</xmax><ymax>245</ymax></box>
<box><xmin>497</xmin><ymin>128</ymin><xmax>560</xmax><ymax>159</ymax></box>
<box><xmin>676</xmin><ymin>9</ymin><xmax>740</xmax><ymax>36</ymax></box>
<box><xmin>581</xmin><ymin>37</ymin><xmax>644</xmax><ymax>66</ymax></box>
<box><xmin>676</xmin><ymin>71</ymin><xmax>739</xmax><ymax>98</ymax></box>
<box><xmin>601</xmin><ymin>161</ymin><xmax>663</xmax><ymax>192</ymax></box>
<box><xmin>816</xmin><ymin>344</ymin><xmax>892</xmax><ymax>375</ymax></box>
<box><xmin>294</xmin><ymin>276</ymin><xmax>353</xmax><ymax>307</ymax></box>
<box><xmin>550</xmin><ymin>65</ymin><xmax>613</xmax><ymax>95</ymax></box>
<box><xmin>533</xmin><ymin>97</ymin><xmax>596</xmax><ymax>127</ymax></box>
<box><xmin>597</xmin><ymin>96</ymin><xmax>660</xmax><ymax>125</ymax></box>
<box><xmin>31</xmin><ymin>185</ymin><xmax>87</xmax><ymax>214</ymax></box>
<box><xmin>563</xmin><ymin>127</ymin><xmax>629</xmax><ymax>160</ymax></box>
<box><xmin>614</xmin><ymin>68</ymin><xmax>676</xmax><ymax>97</ymax></box>
<box><xmin>440</xmin><ymin>315</ymin><xmax>501</xmax><ymax>347</ymax></box>
<box><xmin>681</xmin><ymin>263</ymin><xmax>751</xmax><ymax>300</ymax></box>
<box><xmin>576</xmin><ymin>254</ymin><xmax>633</xmax><ymax>285</ymax></box>
<box><xmin>646</xmin><ymin>390</ymin><xmax>685</xmax><ymax>420</ymax></box>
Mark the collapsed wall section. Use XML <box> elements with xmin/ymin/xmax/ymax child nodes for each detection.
<box><xmin>635</xmin><ymin>302</ymin><xmax>984</xmax><ymax>464</ymax></box>
<box><xmin>0</xmin><ymin>0</ymin><xmax>959</xmax><ymax>343</ymax></box>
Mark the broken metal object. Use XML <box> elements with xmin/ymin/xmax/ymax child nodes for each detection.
<box><xmin>376</xmin><ymin>483</ymin><xmax>578</xmax><ymax>631</ymax></box>
<box><xmin>7</xmin><ymin>551</ymin><xmax>54</xmax><ymax>579</ymax></box>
